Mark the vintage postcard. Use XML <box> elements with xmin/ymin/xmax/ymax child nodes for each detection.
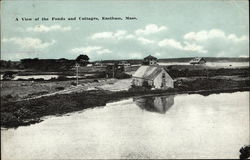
<box><xmin>1</xmin><ymin>0</ymin><xmax>249</xmax><ymax>159</ymax></box>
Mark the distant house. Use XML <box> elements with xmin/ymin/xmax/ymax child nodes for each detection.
<box><xmin>143</xmin><ymin>55</ymin><xmax>158</xmax><ymax>65</ymax></box>
<box><xmin>93</xmin><ymin>62</ymin><xmax>105</xmax><ymax>67</ymax></box>
<box><xmin>105</xmin><ymin>63</ymin><xmax>125</xmax><ymax>78</ymax></box>
<box><xmin>190</xmin><ymin>57</ymin><xmax>206</xmax><ymax>65</ymax></box>
<box><xmin>118</xmin><ymin>61</ymin><xmax>130</xmax><ymax>66</ymax></box>
<box><xmin>132</xmin><ymin>65</ymin><xmax>174</xmax><ymax>89</ymax></box>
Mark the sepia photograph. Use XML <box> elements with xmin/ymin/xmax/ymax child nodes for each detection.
<box><xmin>1</xmin><ymin>0</ymin><xmax>249</xmax><ymax>159</ymax></box>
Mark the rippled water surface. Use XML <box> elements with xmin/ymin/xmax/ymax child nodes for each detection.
<box><xmin>1</xmin><ymin>92</ymin><xmax>249</xmax><ymax>159</ymax></box>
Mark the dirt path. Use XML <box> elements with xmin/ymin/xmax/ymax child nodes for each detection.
<box><xmin>22</xmin><ymin>78</ymin><xmax>122</xmax><ymax>101</ymax></box>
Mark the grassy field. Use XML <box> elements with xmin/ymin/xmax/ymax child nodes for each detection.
<box><xmin>1</xmin><ymin>78</ymin><xmax>122</xmax><ymax>102</ymax></box>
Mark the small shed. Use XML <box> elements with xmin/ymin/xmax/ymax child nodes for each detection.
<box><xmin>189</xmin><ymin>57</ymin><xmax>206</xmax><ymax>65</ymax></box>
<box><xmin>132</xmin><ymin>65</ymin><xmax>174</xmax><ymax>89</ymax></box>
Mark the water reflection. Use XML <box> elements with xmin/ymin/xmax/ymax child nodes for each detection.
<box><xmin>133</xmin><ymin>95</ymin><xmax>175</xmax><ymax>114</ymax></box>
<box><xmin>1</xmin><ymin>92</ymin><xmax>249</xmax><ymax>159</ymax></box>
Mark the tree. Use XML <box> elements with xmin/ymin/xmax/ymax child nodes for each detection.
<box><xmin>3</xmin><ymin>71</ymin><xmax>16</xmax><ymax>80</ymax></box>
<box><xmin>75</xmin><ymin>54</ymin><xmax>89</xmax><ymax>66</ymax></box>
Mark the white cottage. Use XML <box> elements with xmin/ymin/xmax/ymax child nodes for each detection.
<box><xmin>132</xmin><ymin>65</ymin><xmax>174</xmax><ymax>89</ymax></box>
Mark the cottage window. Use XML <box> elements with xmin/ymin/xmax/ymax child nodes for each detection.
<box><xmin>162</xmin><ymin>73</ymin><xmax>165</xmax><ymax>78</ymax></box>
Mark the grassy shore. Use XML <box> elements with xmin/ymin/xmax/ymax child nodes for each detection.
<box><xmin>1</xmin><ymin>77</ymin><xmax>249</xmax><ymax>128</ymax></box>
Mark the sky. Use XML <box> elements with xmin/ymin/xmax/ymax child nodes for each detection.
<box><xmin>1</xmin><ymin>0</ymin><xmax>249</xmax><ymax>61</ymax></box>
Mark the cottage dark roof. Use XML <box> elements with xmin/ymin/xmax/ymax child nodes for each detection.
<box><xmin>144</xmin><ymin>55</ymin><xmax>157</xmax><ymax>60</ymax></box>
<box><xmin>132</xmin><ymin>65</ymin><xmax>171</xmax><ymax>80</ymax></box>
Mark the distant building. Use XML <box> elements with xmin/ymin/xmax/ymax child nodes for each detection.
<box><xmin>132</xmin><ymin>65</ymin><xmax>174</xmax><ymax>89</ymax></box>
<box><xmin>105</xmin><ymin>63</ymin><xmax>125</xmax><ymax>78</ymax></box>
<box><xmin>93</xmin><ymin>62</ymin><xmax>105</xmax><ymax>67</ymax></box>
<box><xmin>143</xmin><ymin>55</ymin><xmax>158</xmax><ymax>65</ymax></box>
<box><xmin>118</xmin><ymin>61</ymin><xmax>130</xmax><ymax>66</ymax></box>
<box><xmin>189</xmin><ymin>57</ymin><xmax>206</xmax><ymax>65</ymax></box>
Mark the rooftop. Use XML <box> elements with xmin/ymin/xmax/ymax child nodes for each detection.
<box><xmin>144</xmin><ymin>55</ymin><xmax>157</xmax><ymax>60</ymax></box>
<box><xmin>190</xmin><ymin>57</ymin><xmax>206</xmax><ymax>62</ymax></box>
<box><xmin>132</xmin><ymin>65</ymin><xmax>166</xmax><ymax>80</ymax></box>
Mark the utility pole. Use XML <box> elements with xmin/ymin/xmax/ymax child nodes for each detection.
<box><xmin>112</xmin><ymin>65</ymin><xmax>115</xmax><ymax>78</ymax></box>
<box><xmin>75</xmin><ymin>63</ymin><xmax>80</xmax><ymax>86</ymax></box>
<box><xmin>206</xmin><ymin>68</ymin><xmax>209</xmax><ymax>79</ymax></box>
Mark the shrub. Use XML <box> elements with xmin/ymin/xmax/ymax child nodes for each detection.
<box><xmin>57</xmin><ymin>75</ymin><xmax>67</xmax><ymax>81</ymax></box>
<box><xmin>34</xmin><ymin>78</ymin><xmax>44</xmax><ymax>81</ymax></box>
<box><xmin>50</xmin><ymin>77</ymin><xmax>57</xmax><ymax>81</ymax></box>
<box><xmin>6</xmin><ymin>94</ymin><xmax>13</xmax><ymax>99</ymax></box>
<box><xmin>55</xmin><ymin>87</ymin><xmax>65</xmax><ymax>90</ymax></box>
<box><xmin>116</xmin><ymin>72</ymin><xmax>132</xmax><ymax>79</ymax></box>
<box><xmin>239</xmin><ymin>145</ymin><xmax>250</xmax><ymax>160</ymax></box>
<box><xmin>3</xmin><ymin>72</ymin><xmax>16</xmax><ymax>80</ymax></box>
<box><xmin>17</xmin><ymin>78</ymin><xmax>26</xmax><ymax>81</ymax></box>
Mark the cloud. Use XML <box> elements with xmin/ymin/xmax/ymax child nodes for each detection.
<box><xmin>183</xmin><ymin>42</ymin><xmax>207</xmax><ymax>53</ymax></box>
<box><xmin>128</xmin><ymin>52</ymin><xmax>144</xmax><ymax>59</ymax></box>
<box><xmin>91</xmin><ymin>24</ymin><xmax>167</xmax><ymax>41</ymax></box>
<box><xmin>153</xmin><ymin>52</ymin><xmax>161</xmax><ymax>57</ymax></box>
<box><xmin>70</xmin><ymin>46</ymin><xmax>112</xmax><ymax>55</ymax></box>
<box><xmin>87</xmin><ymin>27</ymin><xmax>248</xmax><ymax>59</ymax></box>
<box><xmin>184</xmin><ymin>29</ymin><xmax>225</xmax><ymax>41</ymax></box>
<box><xmin>239</xmin><ymin>55</ymin><xmax>249</xmax><ymax>58</ymax></box>
<box><xmin>227</xmin><ymin>34</ymin><xmax>248</xmax><ymax>42</ymax></box>
<box><xmin>125</xmin><ymin>34</ymin><xmax>136</xmax><ymax>39</ymax></box>
<box><xmin>96</xmin><ymin>49</ymin><xmax>112</xmax><ymax>55</ymax></box>
<box><xmin>158</xmin><ymin>39</ymin><xmax>183</xmax><ymax>49</ymax></box>
<box><xmin>135</xmin><ymin>24</ymin><xmax>167</xmax><ymax>35</ymax></box>
<box><xmin>91</xmin><ymin>32</ymin><xmax>113</xmax><ymax>39</ymax></box>
<box><xmin>26</xmin><ymin>25</ymin><xmax>71</xmax><ymax>32</ymax></box>
<box><xmin>158</xmin><ymin>38</ymin><xmax>207</xmax><ymax>53</ymax></box>
<box><xmin>91</xmin><ymin>30</ymin><xmax>134</xmax><ymax>40</ymax></box>
<box><xmin>137</xmin><ymin>37</ymin><xmax>155</xmax><ymax>44</ymax></box>
<box><xmin>184</xmin><ymin>29</ymin><xmax>249</xmax><ymax>42</ymax></box>
<box><xmin>70</xmin><ymin>46</ymin><xmax>102</xmax><ymax>54</ymax></box>
<box><xmin>183</xmin><ymin>29</ymin><xmax>248</xmax><ymax>56</ymax></box>
<box><xmin>2</xmin><ymin>37</ymin><xmax>56</xmax><ymax>49</ymax></box>
<box><xmin>114</xmin><ymin>30</ymin><xmax>127</xmax><ymax>39</ymax></box>
<box><xmin>1</xmin><ymin>52</ymin><xmax>34</xmax><ymax>61</ymax></box>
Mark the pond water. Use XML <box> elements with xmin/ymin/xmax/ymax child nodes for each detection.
<box><xmin>0</xmin><ymin>74</ymin><xmax>95</xmax><ymax>80</ymax></box>
<box><xmin>158</xmin><ymin>62</ymin><xmax>249</xmax><ymax>68</ymax></box>
<box><xmin>13</xmin><ymin>75</ymin><xmax>59</xmax><ymax>80</ymax></box>
<box><xmin>1</xmin><ymin>92</ymin><xmax>249</xmax><ymax>159</ymax></box>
